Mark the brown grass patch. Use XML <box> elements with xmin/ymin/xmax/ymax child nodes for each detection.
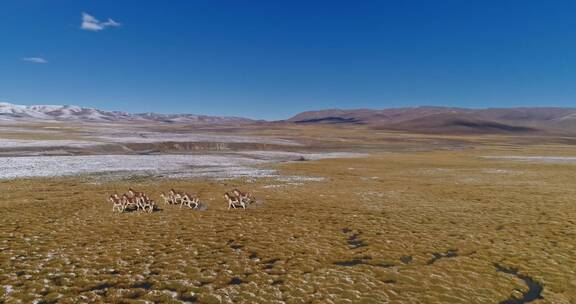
<box><xmin>1</xmin><ymin>148</ymin><xmax>575</xmax><ymax>303</ymax></box>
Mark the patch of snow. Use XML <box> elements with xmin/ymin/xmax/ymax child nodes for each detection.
<box><xmin>276</xmin><ymin>176</ymin><xmax>325</xmax><ymax>182</ymax></box>
<box><xmin>3</xmin><ymin>285</ymin><xmax>14</xmax><ymax>295</ymax></box>
<box><xmin>482</xmin><ymin>169</ymin><xmax>521</xmax><ymax>174</ymax></box>
<box><xmin>262</xmin><ymin>184</ymin><xmax>284</xmax><ymax>189</ymax></box>
<box><xmin>239</xmin><ymin>151</ymin><xmax>363</xmax><ymax>160</ymax></box>
<box><xmin>262</xmin><ymin>182</ymin><xmax>305</xmax><ymax>189</ymax></box>
<box><xmin>88</xmin><ymin>131</ymin><xmax>301</xmax><ymax>146</ymax></box>
<box><xmin>162</xmin><ymin>290</ymin><xmax>179</xmax><ymax>299</ymax></box>
<box><xmin>0</xmin><ymin>154</ymin><xmax>264</xmax><ymax>179</ymax></box>
<box><xmin>0</xmin><ymin>139</ymin><xmax>101</xmax><ymax>148</ymax></box>
<box><xmin>0</xmin><ymin>152</ymin><xmax>361</xmax><ymax>180</ymax></box>
<box><xmin>417</xmin><ymin>168</ymin><xmax>453</xmax><ymax>175</ymax></box>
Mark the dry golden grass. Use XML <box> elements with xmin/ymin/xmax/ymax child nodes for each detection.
<box><xmin>1</xmin><ymin>146</ymin><xmax>575</xmax><ymax>303</ymax></box>
<box><xmin>0</xmin><ymin>123</ymin><xmax>91</xmax><ymax>141</ymax></box>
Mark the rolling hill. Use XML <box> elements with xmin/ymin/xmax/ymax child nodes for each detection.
<box><xmin>287</xmin><ymin>106</ymin><xmax>576</xmax><ymax>134</ymax></box>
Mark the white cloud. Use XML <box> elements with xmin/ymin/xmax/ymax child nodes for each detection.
<box><xmin>81</xmin><ymin>12</ymin><xmax>121</xmax><ymax>31</ymax></box>
<box><xmin>22</xmin><ymin>57</ymin><xmax>48</xmax><ymax>64</ymax></box>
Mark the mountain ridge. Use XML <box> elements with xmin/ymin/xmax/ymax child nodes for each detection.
<box><xmin>3</xmin><ymin>101</ymin><xmax>576</xmax><ymax>134</ymax></box>
<box><xmin>286</xmin><ymin>106</ymin><xmax>576</xmax><ymax>134</ymax></box>
<box><xmin>0</xmin><ymin>102</ymin><xmax>253</xmax><ymax>124</ymax></box>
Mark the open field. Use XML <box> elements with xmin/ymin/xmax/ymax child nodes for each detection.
<box><xmin>4</xmin><ymin>1</ymin><xmax>576</xmax><ymax>303</ymax></box>
<box><xmin>1</xmin><ymin>124</ymin><xmax>576</xmax><ymax>303</ymax></box>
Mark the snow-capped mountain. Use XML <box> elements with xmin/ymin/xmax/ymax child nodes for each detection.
<box><xmin>0</xmin><ymin>102</ymin><xmax>253</xmax><ymax>124</ymax></box>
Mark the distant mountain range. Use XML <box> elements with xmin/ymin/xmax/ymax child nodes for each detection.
<box><xmin>2</xmin><ymin>102</ymin><xmax>576</xmax><ymax>134</ymax></box>
<box><xmin>0</xmin><ymin>102</ymin><xmax>252</xmax><ymax>124</ymax></box>
<box><xmin>286</xmin><ymin>106</ymin><xmax>576</xmax><ymax>134</ymax></box>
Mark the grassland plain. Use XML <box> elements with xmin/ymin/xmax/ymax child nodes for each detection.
<box><xmin>1</xmin><ymin>146</ymin><xmax>576</xmax><ymax>303</ymax></box>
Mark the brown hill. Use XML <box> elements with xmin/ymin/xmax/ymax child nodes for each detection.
<box><xmin>379</xmin><ymin>112</ymin><xmax>536</xmax><ymax>134</ymax></box>
<box><xmin>286</xmin><ymin>107</ymin><xmax>576</xmax><ymax>134</ymax></box>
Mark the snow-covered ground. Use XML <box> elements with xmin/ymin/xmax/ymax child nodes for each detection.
<box><xmin>85</xmin><ymin>131</ymin><xmax>301</xmax><ymax>146</ymax></box>
<box><xmin>0</xmin><ymin>155</ymin><xmax>265</xmax><ymax>180</ymax></box>
<box><xmin>0</xmin><ymin>152</ymin><xmax>362</xmax><ymax>180</ymax></box>
<box><xmin>237</xmin><ymin>151</ymin><xmax>362</xmax><ymax>160</ymax></box>
<box><xmin>0</xmin><ymin>139</ymin><xmax>102</xmax><ymax>148</ymax></box>
<box><xmin>0</xmin><ymin>131</ymin><xmax>300</xmax><ymax>149</ymax></box>
<box><xmin>0</xmin><ymin>123</ymin><xmax>362</xmax><ymax>180</ymax></box>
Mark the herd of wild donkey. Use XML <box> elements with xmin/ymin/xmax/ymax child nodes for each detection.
<box><xmin>108</xmin><ymin>188</ymin><xmax>255</xmax><ymax>213</ymax></box>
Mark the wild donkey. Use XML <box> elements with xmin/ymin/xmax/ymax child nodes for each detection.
<box><xmin>233</xmin><ymin>188</ymin><xmax>255</xmax><ymax>205</ymax></box>
<box><xmin>109</xmin><ymin>193</ymin><xmax>124</xmax><ymax>213</ymax></box>
<box><xmin>168</xmin><ymin>189</ymin><xmax>200</xmax><ymax>209</ymax></box>
<box><xmin>224</xmin><ymin>192</ymin><xmax>246</xmax><ymax>210</ymax></box>
<box><xmin>109</xmin><ymin>188</ymin><xmax>155</xmax><ymax>213</ymax></box>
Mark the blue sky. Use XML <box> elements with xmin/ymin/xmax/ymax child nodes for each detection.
<box><xmin>1</xmin><ymin>0</ymin><xmax>576</xmax><ymax>119</ymax></box>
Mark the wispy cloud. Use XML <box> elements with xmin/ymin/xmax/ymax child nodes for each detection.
<box><xmin>81</xmin><ymin>12</ymin><xmax>121</xmax><ymax>31</ymax></box>
<box><xmin>22</xmin><ymin>57</ymin><xmax>48</xmax><ymax>64</ymax></box>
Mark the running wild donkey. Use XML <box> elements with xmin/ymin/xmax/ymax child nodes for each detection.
<box><xmin>109</xmin><ymin>188</ymin><xmax>155</xmax><ymax>213</ymax></box>
<box><xmin>224</xmin><ymin>189</ymin><xmax>256</xmax><ymax>210</ymax></box>
<box><xmin>162</xmin><ymin>189</ymin><xmax>200</xmax><ymax>209</ymax></box>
